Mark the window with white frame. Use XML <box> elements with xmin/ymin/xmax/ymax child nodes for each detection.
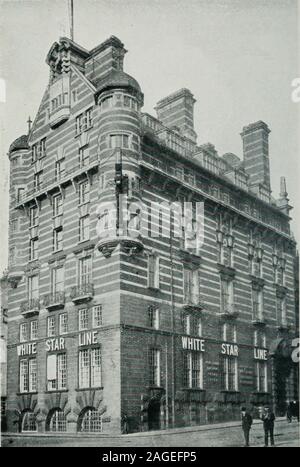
<box><xmin>47</xmin><ymin>353</ymin><xmax>67</xmax><ymax>391</ymax></box>
<box><xmin>59</xmin><ymin>313</ymin><xmax>68</xmax><ymax>335</ymax></box>
<box><xmin>148</xmin><ymin>254</ymin><xmax>160</xmax><ymax>289</ymax></box>
<box><xmin>34</xmin><ymin>171</ymin><xmax>43</xmax><ymax>191</ymax></box>
<box><xmin>29</xmin><ymin>206</ymin><xmax>38</xmax><ymax>227</ymax></box>
<box><xmin>78</xmin><ymin>256</ymin><xmax>92</xmax><ymax>286</ymax></box>
<box><xmin>78</xmin><ymin>347</ymin><xmax>102</xmax><ymax>389</ymax></box>
<box><xmin>183</xmin><ymin>268</ymin><xmax>199</xmax><ymax>305</ymax></box>
<box><xmin>221</xmin><ymin>279</ymin><xmax>234</xmax><ymax>314</ymax></box>
<box><xmin>30</xmin><ymin>320</ymin><xmax>38</xmax><ymax>340</ymax></box>
<box><xmin>221</xmin><ymin>355</ymin><xmax>238</xmax><ymax>391</ymax></box>
<box><xmin>79</xmin><ymin>308</ymin><xmax>89</xmax><ymax>331</ymax></box>
<box><xmin>255</xmin><ymin>361</ymin><xmax>268</xmax><ymax>392</ymax></box>
<box><xmin>254</xmin><ymin>329</ymin><xmax>266</xmax><ymax>348</ymax></box>
<box><xmin>51</xmin><ymin>266</ymin><xmax>64</xmax><ymax>294</ymax></box>
<box><xmin>28</xmin><ymin>275</ymin><xmax>39</xmax><ymax>301</ymax></box>
<box><xmin>79</xmin><ymin>146</ymin><xmax>89</xmax><ymax>167</ymax></box>
<box><xmin>21</xmin><ymin>411</ymin><xmax>37</xmax><ymax>432</ymax></box>
<box><xmin>47</xmin><ymin>409</ymin><xmax>67</xmax><ymax>432</ymax></box>
<box><xmin>149</xmin><ymin>306</ymin><xmax>159</xmax><ymax>330</ymax></box>
<box><xmin>149</xmin><ymin>348</ymin><xmax>161</xmax><ymax>386</ymax></box>
<box><xmin>53</xmin><ymin>227</ymin><xmax>63</xmax><ymax>252</ymax></box>
<box><xmin>79</xmin><ymin>215</ymin><xmax>90</xmax><ymax>242</ymax></box>
<box><xmin>109</xmin><ymin>133</ymin><xmax>130</xmax><ymax>149</ymax></box>
<box><xmin>92</xmin><ymin>306</ymin><xmax>102</xmax><ymax>328</ymax></box>
<box><xmin>252</xmin><ymin>288</ymin><xmax>264</xmax><ymax>321</ymax></box>
<box><xmin>55</xmin><ymin>159</ymin><xmax>65</xmax><ymax>181</ymax></box>
<box><xmin>222</xmin><ymin>322</ymin><xmax>237</xmax><ymax>343</ymax></box>
<box><xmin>47</xmin><ymin>316</ymin><xmax>56</xmax><ymax>337</ymax></box>
<box><xmin>29</xmin><ymin>237</ymin><xmax>39</xmax><ymax>261</ymax></box>
<box><xmin>53</xmin><ymin>194</ymin><xmax>63</xmax><ymax>217</ymax></box>
<box><xmin>75</xmin><ymin>108</ymin><xmax>93</xmax><ymax>135</ymax></box>
<box><xmin>20</xmin><ymin>323</ymin><xmax>28</xmax><ymax>342</ymax></box>
<box><xmin>78</xmin><ymin>180</ymin><xmax>90</xmax><ymax>205</ymax></box>
<box><xmin>19</xmin><ymin>358</ymin><xmax>37</xmax><ymax>393</ymax></box>
<box><xmin>183</xmin><ymin>352</ymin><xmax>203</xmax><ymax>388</ymax></box>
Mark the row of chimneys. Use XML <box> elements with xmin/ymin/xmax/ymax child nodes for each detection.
<box><xmin>155</xmin><ymin>88</ymin><xmax>271</xmax><ymax>191</ymax></box>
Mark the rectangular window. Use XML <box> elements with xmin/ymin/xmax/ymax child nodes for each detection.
<box><xmin>59</xmin><ymin>313</ymin><xmax>68</xmax><ymax>335</ymax></box>
<box><xmin>30</xmin><ymin>320</ymin><xmax>38</xmax><ymax>340</ymax></box>
<box><xmin>183</xmin><ymin>352</ymin><xmax>203</xmax><ymax>388</ymax></box>
<box><xmin>47</xmin><ymin>353</ymin><xmax>67</xmax><ymax>391</ymax></box>
<box><xmin>252</xmin><ymin>289</ymin><xmax>263</xmax><ymax>321</ymax></box>
<box><xmin>40</xmin><ymin>138</ymin><xmax>46</xmax><ymax>158</ymax></box>
<box><xmin>29</xmin><ymin>237</ymin><xmax>39</xmax><ymax>261</ymax></box>
<box><xmin>51</xmin><ymin>267</ymin><xmax>64</xmax><ymax>294</ymax></box>
<box><xmin>256</xmin><ymin>361</ymin><xmax>267</xmax><ymax>392</ymax></box>
<box><xmin>109</xmin><ymin>134</ymin><xmax>129</xmax><ymax>149</ymax></box>
<box><xmin>47</xmin><ymin>316</ymin><xmax>56</xmax><ymax>337</ymax></box>
<box><xmin>34</xmin><ymin>171</ymin><xmax>43</xmax><ymax>191</ymax></box>
<box><xmin>79</xmin><ymin>146</ymin><xmax>89</xmax><ymax>168</ymax></box>
<box><xmin>222</xmin><ymin>356</ymin><xmax>238</xmax><ymax>391</ymax></box>
<box><xmin>76</xmin><ymin>114</ymin><xmax>83</xmax><ymax>135</ymax></box>
<box><xmin>254</xmin><ymin>330</ymin><xmax>266</xmax><ymax>348</ymax></box>
<box><xmin>149</xmin><ymin>306</ymin><xmax>159</xmax><ymax>330</ymax></box>
<box><xmin>221</xmin><ymin>280</ymin><xmax>234</xmax><ymax>314</ymax></box>
<box><xmin>78</xmin><ymin>181</ymin><xmax>90</xmax><ymax>205</ymax></box>
<box><xmin>222</xmin><ymin>322</ymin><xmax>236</xmax><ymax>343</ymax></box>
<box><xmin>183</xmin><ymin>314</ymin><xmax>191</xmax><ymax>335</ymax></box>
<box><xmin>149</xmin><ymin>348</ymin><xmax>161</xmax><ymax>386</ymax></box>
<box><xmin>79</xmin><ymin>347</ymin><xmax>102</xmax><ymax>389</ymax></box>
<box><xmin>20</xmin><ymin>323</ymin><xmax>28</xmax><ymax>342</ymax></box>
<box><xmin>29</xmin><ymin>206</ymin><xmax>38</xmax><ymax>227</ymax></box>
<box><xmin>19</xmin><ymin>358</ymin><xmax>37</xmax><ymax>393</ymax></box>
<box><xmin>17</xmin><ymin>187</ymin><xmax>25</xmax><ymax>202</ymax></box>
<box><xmin>86</xmin><ymin>108</ymin><xmax>93</xmax><ymax>128</ymax></box>
<box><xmin>55</xmin><ymin>159</ymin><xmax>65</xmax><ymax>181</ymax></box>
<box><xmin>92</xmin><ymin>306</ymin><xmax>102</xmax><ymax>328</ymax></box>
<box><xmin>53</xmin><ymin>195</ymin><xmax>63</xmax><ymax>217</ymax></box>
<box><xmin>28</xmin><ymin>275</ymin><xmax>38</xmax><ymax>300</ymax></box>
<box><xmin>79</xmin><ymin>309</ymin><xmax>89</xmax><ymax>331</ymax></box>
<box><xmin>184</xmin><ymin>268</ymin><xmax>199</xmax><ymax>305</ymax></box>
<box><xmin>78</xmin><ymin>256</ymin><xmax>92</xmax><ymax>286</ymax></box>
<box><xmin>148</xmin><ymin>254</ymin><xmax>160</xmax><ymax>289</ymax></box>
<box><xmin>79</xmin><ymin>215</ymin><xmax>90</xmax><ymax>242</ymax></box>
<box><xmin>53</xmin><ymin>227</ymin><xmax>63</xmax><ymax>252</ymax></box>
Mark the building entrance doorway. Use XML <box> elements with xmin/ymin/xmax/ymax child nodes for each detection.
<box><xmin>148</xmin><ymin>399</ymin><xmax>160</xmax><ymax>430</ymax></box>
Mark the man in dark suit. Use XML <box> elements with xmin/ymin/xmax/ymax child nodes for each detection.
<box><xmin>241</xmin><ymin>407</ymin><xmax>253</xmax><ymax>447</ymax></box>
<box><xmin>262</xmin><ymin>406</ymin><xmax>275</xmax><ymax>447</ymax></box>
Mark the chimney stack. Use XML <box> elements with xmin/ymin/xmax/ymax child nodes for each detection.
<box><xmin>155</xmin><ymin>88</ymin><xmax>197</xmax><ymax>143</ymax></box>
<box><xmin>240</xmin><ymin>121</ymin><xmax>271</xmax><ymax>190</ymax></box>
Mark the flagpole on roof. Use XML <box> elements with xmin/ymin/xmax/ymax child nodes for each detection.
<box><xmin>69</xmin><ymin>0</ymin><xmax>74</xmax><ymax>41</ymax></box>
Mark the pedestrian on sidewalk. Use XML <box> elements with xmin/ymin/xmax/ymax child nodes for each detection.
<box><xmin>286</xmin><ymin>400</ymin><xmax>293</xmax><ymax>423</ymax></box>
<box><xmin>261</xmin><ymin>406</ymin><xmax>275</xmax><ymax>447</ymax></box>
<box><xmin>241</xmin><ymin>407</ymin><xmax>253</xmax><ymax>447</ymax></box>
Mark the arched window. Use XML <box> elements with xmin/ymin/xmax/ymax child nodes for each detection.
<box><xmin>21</xmin><ymin>410</ymin><xmax>37</xmax><ymax>432</ymax></box>
<box><xmin>46</xmin><ymin>408</ymin><xmax>67</xmax><ymax>432</ymax></box>
<box><xmin>79</xmin><ymin>407</ymin><xmax>102</xmax><ymax>433</ymax></box>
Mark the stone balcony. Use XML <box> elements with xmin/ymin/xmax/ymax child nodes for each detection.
<box><xmin>70</xmin><ymin>283</ymin><xmax>94</xmax><ymax>304</ymax></box>
<box><xmin>20</xmin><ymin>298</ymin><xmax>40</xmax><ymax>317</ymax></box>
<box><xmin>220</xmin><ymin>304</ymin><xmax>238</xmax><ymax>319</ymax></box>
<box><xmin>182</xmin><ymin>294</ymin><xmax>205</xmax><ymax>311</ymax></box>
<box><xmin>43</xmin><ymin>291</ymin><xmax>65</xmax><ymax>311</ymax></box>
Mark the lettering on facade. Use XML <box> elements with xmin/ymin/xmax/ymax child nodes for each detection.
<box><xmin>182</xmin><ymin>336</ymin><xmax>205</xmax><ymax>352</ymax></box>
<box><xmin>79</xmin><ymin>331</ymin><xmax>98</xmax><ymax>347</ymax></box>
<box><xmin>46</xmin><ymin>337</ymin><xmax>65</xmax><ymax>352</ymax></box>
<box><xmin>254</xmin><ymin>348</ymin><xmax>268</xmax><ymax>361</ymax></box>
<box><xmin>17</xmin><ymin>342</ymin><xmax>37</xmax><ymax>356</ymax></box>
<box><xmin>221</xmin><ymin>343</ymin><xmax>239</xmax><ymax>357</ymax></box>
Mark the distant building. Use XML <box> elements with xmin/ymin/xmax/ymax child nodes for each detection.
<box><xmin>1</xmin><ymin>271</ymin><xmax>8</xmax><ymax>431</ymax></box>
<box><xmin>5</xmin><ymin>35</ymin><xmax>298</xmax><ymax>434</ymax></box>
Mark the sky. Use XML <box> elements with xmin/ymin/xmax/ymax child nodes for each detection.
<box><xmin>0</xmin><ymin>0</ymin><xmax>299</xmax><ymax>274</ymax></box>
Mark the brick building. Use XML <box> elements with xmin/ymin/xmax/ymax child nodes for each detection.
<box><xmin>5</xmin><ymin>36</ymin><xmax>298</xmax><ymax>434</ymax></box>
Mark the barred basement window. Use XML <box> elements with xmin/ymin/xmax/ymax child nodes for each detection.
<box><xmin>47</xmin><ymin>353</ymin><xmax>67</xmax><ymax>391</ymax></box>
<box><xmin>92</xmin><ymin>306</ymin><xmax>102</xmax><ymax>328</ymax></box>
<box><xmin>255</xmin><ymin>361</ymin><xmax>267</xmax><ymax>393</ymax></box>
<box><xmin>78</xmin><ymin>347</ymin><xmax>102</xmax><ymax>389</ymax></box>
<box><xmin>79</xmin><ymin>408</ymin><xmax>102</xmax><ymax>432</ymax></box>
<box><xmin>183</xmin><ymin>352</ymin><xmax>203</xmax><ymax>388</ymax></box>
<box><xmin>47</xmin><ymin>409</ymin><xmax>67</xmax><ymax>432</ymax></box>
<box><xmin>149</xmin><ymin>348</ymin><xmax>161</xmax><ymax>386</ymax></box>
<box><xmin>21</xmin><ymin>411</ymin><xmax>37</xmax><ymax>432</ymax></box>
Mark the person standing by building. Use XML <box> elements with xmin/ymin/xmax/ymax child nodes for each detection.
<box><xmin>241</xmin><ymin>407</ymin><xmax>253</xmax><ymax>447</ymax></box>
<box><xmin>262</xmin><ymin>406</ymin><xmax>275</xmax><ymax>447</ymax></box>
<box><xmin>286</xmin><ymin>401</ymin><xmax>293</xmax><ymax>423</ymax></box>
